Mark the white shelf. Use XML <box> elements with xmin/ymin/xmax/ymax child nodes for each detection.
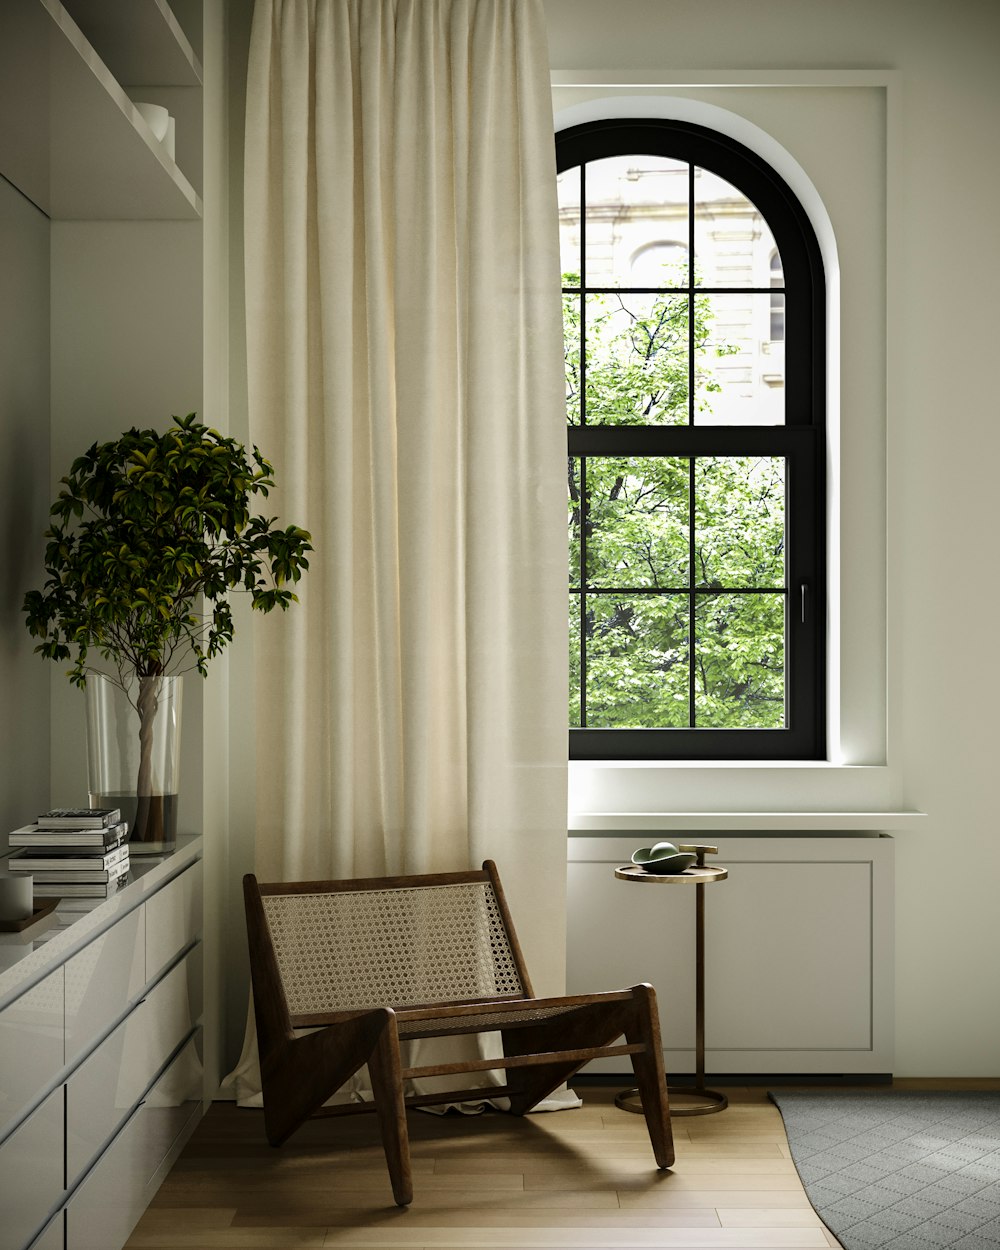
<box><xmin>0</xmin><ymin>0</ymin><xmax>201</xmax><ymax>219</ymax></box>
<box><xmin>59</xmin><ymin>0</ymin><xmax>202</xmax><ymax>87</ymax></box>
<box><xmin>569</xmin><ymin>810</ymin><xmax>926</xmax><ymax>832</ymax></box>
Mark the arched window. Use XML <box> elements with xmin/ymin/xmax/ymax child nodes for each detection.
<box><xmin>560</xmin><ymin>119</ymin><xmax>826</xmax><ymax>760</ymax></box>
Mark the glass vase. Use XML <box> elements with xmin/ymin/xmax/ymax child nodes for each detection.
<box><xmin>85</xmin><ymin>673</ymin><xmax>182</xmax><ymax>850</ymax></box>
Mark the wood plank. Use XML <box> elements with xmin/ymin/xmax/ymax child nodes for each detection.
<box><xmin>123</xmin><ymin>1086</ymin><xmax>839</xmax><ymax>1250</ymax></box>
<box><xmin>235</xmin><ymin>1208</ymin><xmax>726</xmax><ymax>1228</ymax></box>
<box><xmin>314</xmin><ymin>1230</ymin><xmax>830</xmax><ymax>1247</ymax></box>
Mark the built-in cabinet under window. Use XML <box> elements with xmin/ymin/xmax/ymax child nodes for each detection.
<box><xmin>568</xmin><ymin>834</ymin><xmax>893</xmax><ymax>1078</ymax></box>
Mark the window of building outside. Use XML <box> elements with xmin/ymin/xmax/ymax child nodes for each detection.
<box><xmin>559</xmin><ymin>119</ymin><xmax>826</xmax><ymax>760</ymax></box>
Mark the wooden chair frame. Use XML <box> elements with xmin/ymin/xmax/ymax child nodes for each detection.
<box><xmin>244</xmin><ymin>859</ymin><xmax>673</xmax><ymax>1205</ymax></box>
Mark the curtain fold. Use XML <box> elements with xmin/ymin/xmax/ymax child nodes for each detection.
<box><xmin>231</xmin><ymin>0</ymin><xmax>567</xmax><ymax>1104</ymax></box>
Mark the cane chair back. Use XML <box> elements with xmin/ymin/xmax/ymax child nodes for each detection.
<box><xmin>260</xmin><ymin>873</ymin><xmax>527</xmax><ymax>1017</ymax></box>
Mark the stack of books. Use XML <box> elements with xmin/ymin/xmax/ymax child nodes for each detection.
<box><xmin>7</xmin><ymin>808</ymin><xmax>130</xmax><ymax>902</ymax></box>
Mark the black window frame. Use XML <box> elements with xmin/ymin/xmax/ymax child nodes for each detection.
<box><xmin>561</xmin><ymin>118</ymin><xmax>826</xmax><ymax>761</ymax></box>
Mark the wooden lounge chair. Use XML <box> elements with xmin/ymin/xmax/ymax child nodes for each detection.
<box><xmin>243</xmin><ymin>859</ymin><xmax>673</xmax><ymax>1205</ymax></box>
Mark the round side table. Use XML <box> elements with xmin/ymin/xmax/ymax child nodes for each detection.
<box><xmin>614</xmin><ymin>844</ymin><xmax>728</xmax><ymax>1116</ymax></box>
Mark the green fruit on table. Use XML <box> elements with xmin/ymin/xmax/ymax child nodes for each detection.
<box><xmin>630</xmin><ymin>841</ymin><xmax>697</xmax><ymax>874</ymax></box>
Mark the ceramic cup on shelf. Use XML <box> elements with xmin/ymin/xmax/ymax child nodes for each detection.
<box><xmin>0</xmin><ymin>870</ymin><xmax>33</xmax><ymax>922</ymax></box>
<box><xmin>133</xmin><ymin>101</ymin><xmax>172</xmax><ymax>150</ymax></box>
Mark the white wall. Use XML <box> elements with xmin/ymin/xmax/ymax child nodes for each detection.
<box><xmin>48</xmin><ymin>221</ymin><xmax>204</xmax><ymax>823</ymax></box>
<box><xmin>544</xmin><ymin>0</ymin><xmax>1000</xmax><ymax>1077</ymax></box>
<box><xmin>0</xmin><ymin>178</ymin><xmax>50</xmax><ymax>833</ymax></box>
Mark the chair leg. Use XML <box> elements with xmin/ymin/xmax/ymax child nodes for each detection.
<box><xmin>624</xmin><ymin>984</ymin><xmax>675</xmax><ymax>1169</ymax></box>
<box><xmin>368</xmin><ymin>1022</ymin><xmax>414</xmax><ymax>1207</ymax></box>
<box><xmin>260</xmin><ymin>1010</ymin><xmax>388</xmax><ymax>1147</ymax></box>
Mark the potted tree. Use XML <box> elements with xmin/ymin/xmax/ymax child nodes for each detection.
<box><xmin>23</xmin><ymin>414</ymin><xmax>311</xmax><ymax>846</ymax></box>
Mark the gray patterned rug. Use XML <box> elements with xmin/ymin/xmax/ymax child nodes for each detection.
<box><xmin>769</xmin><ymin>1091</ymin><xmax>1000</xmax><ymax>1250</ymax></box>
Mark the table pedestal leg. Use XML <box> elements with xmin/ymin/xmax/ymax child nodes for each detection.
<box><xmin>615</xmin><ymin>882</ymin><xmax>728</xmax><ymax>1117</ymax></box>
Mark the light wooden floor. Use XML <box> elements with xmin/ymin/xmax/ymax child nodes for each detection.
<box><xmin>124</xmin><ymin>1085</ymin><xmax>844</xmax><ymax>1249</ymax></box>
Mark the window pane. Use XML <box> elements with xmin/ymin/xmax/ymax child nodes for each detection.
<box><xmin>694</xmin><ymin>168</ymin><xmax>778</xmax><ymax>288</ymax></box>
<box><xmin>769</xmin><ymin>292</ymin><xmax>785</xmax><ymax>344</ymax></box>
<box><xmin>585</xmin><ymin>156</ymin><xmax>689</xmax><ymax>287</ymax></box>
<box><xmin>585</xmin><ymin>456</ymin><xmax>689</xmax><ymax>588</ymax></box>
<box><xmin>694</xmin><ymin>593</ymin><xmax>785</xmax><ymax>727</ymax></box>
<box><xmin>563</xmin><ymin>293</ymin><xmax>581</xmax><ymax>425</ymax></box>
<box><xmin>568</xmin><ymin>458</ymin><xmax>582</xmax><ymax>585</ymax></box>
<box><xmin>585</xmin><ymin>595</ymin><xmax>690</xmax><ymax>728</ymax></box>
<box><xmin>584</xmin><ymin>292</ymin><xmax>689</xmax><ymax>425</ymax></box>
<box><xmin>769</xmin><ymin>253</ymin><xmax>785</xmax><ymax>340</ymax></box>
<box><xmin>694</xmin><ymin>293</ymin><xmax>785</xmax><ymax>425</ymax></box>
<box><xmin>558</xmin><ymin>167</ymin><xmax>581</xmax><ymax>285</ymax></box>
<box><xmin>569</xmin><ymin>593</ymin><xmax>582</xmax><ymax>727</ymax></box>
<box><xmin>695</xmin><ymin>457</ymin><xmax>785</xmax><ymax>588</ymax></box>
<box><xmin>630</xmin><ymin>242</ymin><xmax>688</xmax><ymax>289</ymax></box>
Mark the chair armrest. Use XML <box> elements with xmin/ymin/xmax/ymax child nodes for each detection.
<box><xmin>290</xmin><ymin>1006</ymin><xmax>395</xmax><ymax>1029</ymax></box>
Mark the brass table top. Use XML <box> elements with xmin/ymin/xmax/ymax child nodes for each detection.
<box><xmin>614</xmin><ymin>863</ymin><xmax>728</xmax><ymax>885</ymax></box>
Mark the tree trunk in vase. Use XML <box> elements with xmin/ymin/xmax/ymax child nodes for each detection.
<box><xmin>86</xmin><ymin>673</ymin><xmax>182</xmax><ymax>850</ymax></box>
<box><xmin>135</xmin><ymin>674</ymin><xmax>161</xmax><ymax>843</ymax></box>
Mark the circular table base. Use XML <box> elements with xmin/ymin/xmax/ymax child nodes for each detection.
<box><xmin>614</xmin><ymin>1085</ymin><xmax>729</xmax><ymax>1117</ymax></box>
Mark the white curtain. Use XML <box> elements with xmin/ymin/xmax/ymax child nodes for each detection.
<box><xmin>231</xmin><ymin>0</ymin><xmax>567</xmax><ymax>1103</ymax></box>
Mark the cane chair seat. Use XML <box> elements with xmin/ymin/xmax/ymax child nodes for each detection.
<box><xmin>395</xmin><ymin>1001</ymin><xmax>585</xmax><ymax>1037</ymax></box>
<box><xmin>244</xmin><ymin>860</ymin><xmax>673</xmax><ymax>1206</ymax></box>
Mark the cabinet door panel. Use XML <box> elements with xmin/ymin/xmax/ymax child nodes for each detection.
<box><xmin>145</xmin><ymin>863</ymin><xmax>202</xmax><ymax>984</ymax></box>
<box><xmin>27</xmin><ymin>1213</ymin><xmax>64</xmax><ymax>1250</ymax></box>
<box><xmin>707</xmin><ymin>861</ymin><xmax>872</xmax><ymax>1050</ymax></box>
<box><xmin>66</xmin><ymin>945</ymin><xmax>202</xmax><ymax>1184</ymax></box>
<box><xmin>65</xmin><ymin>907</ymin><xmax>145</xmax><ymax>1066</ymax></box>
<box><xmin>130</xmin><ymin>1031</ymin><xmax>203</xmax><ymax>1187</ymax></box>
<box><xmin>0</xmin><ymin>968</ymin><xmax>64</xmax><ymax>1140</ymax></box>
<box><xmin>65</xmin><ymin>1033</ymin><xmax>203</xmax><ymax>1250</ymax></box>
<box><xmin>0</xmin><ymin>1086</ymin><xmax>63</xmax><ymax>1250</ymax></box>
<box><xmin>143</xmin><ymin>942</ymin><xmax>202</xmax><ymax>1063</ymax></box>
<box><xmin>65</xmin><ymin>1104</ymin><xmax>146</xmax><ymax>1250</ymax></box>
<box><xmin>65</xmin><ymin>1001</ymin><xmax>146</xmax><ymax>1188</ymax></box>
<box><xmin>567</xmin><ymin>861</ymin><xmax>696</xmax><ymax>1049</ymax></box>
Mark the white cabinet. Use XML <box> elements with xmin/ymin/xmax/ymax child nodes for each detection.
<box><xmin>0</xmin><ymin>839</ymin><xmax>204</xmax><ymax>1250</ymax></box>
<box><xmin>65</xmin><ymin>1034</ymin><xmax>202</xmax><ymax>1250</ymax></box>
<box><xmin>65</xmin><ymin>944</ymin><xmax>202</xmax><ymax>1184</ymax></box>
<box><xmin>568</xmin><ymin>834</ymin><xmax>893</xmax><ymax>1076</ymax></box>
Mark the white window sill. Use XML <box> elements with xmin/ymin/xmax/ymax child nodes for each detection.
<box><xmin>568</xmin><ymin>810</ymin><xmax>925</xmax><ymax>833</ymax></box>
<box><xmin>568</xmin><ymin>761</ymin><xmax>920</xmax><ymax>830</ymax></box>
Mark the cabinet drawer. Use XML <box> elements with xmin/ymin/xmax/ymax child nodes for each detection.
<box><xmin>128</xmin><ymin>1030</ymin><xmax>203</xmax><ymax>1190</ymax></box>
<box><xmin>66</xmin><ymin>945</ymin><xmax>202</xmax><ymax>1184</ymax></box>
<box><xmin>0</xmin><ymin>1086</ymin><xmax>63</xmax><ymax>1250</ymax></box>
<box><xmin>145</xmin><ymin>862</ymin><xmax>202</xmax><ymax>983</ymax></box>
<box><xmin>0</xmin><ymin>967</ymin><xmax>64</xmax><ymax>1139</ymax></box>
<box><xmin>65</xmin><ymin>907</ymin><xmax>145</xmax><ymax>1067</ymax></box>
<box><xmin>65</xmin><ymin>1032</ymin><xmax>203</xmax><ymax>1250</ymax></box>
